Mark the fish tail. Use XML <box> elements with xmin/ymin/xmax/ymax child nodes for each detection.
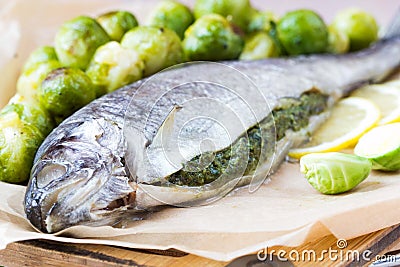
<box><xmin>383</xmin><ymin>8</ymin><xmax>400</xmax><ymax>39</ymax></box>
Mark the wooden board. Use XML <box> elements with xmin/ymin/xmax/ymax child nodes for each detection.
<box><xmin>1</xmin><ymin>224</ymin><xmax>399</xmax><ymax>266</ymax></box>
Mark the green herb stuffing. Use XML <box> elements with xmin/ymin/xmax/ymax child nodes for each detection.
<box><xmin>167</xmin><ymin>91</ymin><xmax>328</xmax><ymax>186</ymax></box>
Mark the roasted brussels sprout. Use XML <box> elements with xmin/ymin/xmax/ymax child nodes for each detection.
<box><xmin>0</xmin><ymin>111</ymin><xmax>44</xmax><ymax>183</ymax></box>
<box><xmin>54</xmin><ymin>16</ymin><xmax>111</xmax><ymax>70</ymax></box>
<box><xmin>38</xmin><ymin>68</ymin><xmax>96</xmax><ymax>122</ymax></box>
<box><xmin>22</xmin><ymin>46</ymin><xmax>58</xmax><ymax>72</ymax></box>
<box><xmin>327</xmin><ymin>26</ymin><xmax>349</xmax><ymax>54</ymax></box>
<box><xmin>182</xmin><ymin>14</ymin><xmax>244</xmax><ymax>61</ymax></box>
<box><xmin>247</xmin><ymin>10</ymin><xmax>276</xmax><ymax>33</ymax></box>
<box><xmin>331</xmin><ymin>8</ymin><xmax>378</xmax><ymax>51</ymax></box>
<box><xmin>194</xmin><ymin>0</ymin><xmax>254</xmax><ymax>31</ymax></box>
<box><xmin>277</xmin><ymin>9</ymin><xmax>328</xmax><ymax>55</ymax></box>
<box><xmin>2</xmin><ymin>94</ymin><xmax>55</xmax><ymax>136</ymax></box>
<box><xmin>97</xmin><ymin>11</ymin><xmax>138</xmax><ymax>42</ymax></box>
<box><xmin>86</xmin><ymin>41</ymin><xmax>145</xmax><ymax>96</ymax></box>
<box><xmin>17</xmin><ymin>60</ymin><xmax>62</xmax><ymax>99</ymax></box>
<box><xmin>239</xmin><ymin>32</ymin><xmax>280</xmax><ymax>60</ymax></box>
<box><xmin>147</xmin><ymin>0</ymin><xmax>194</xmax><ymax>39</ymax></box>
<box><xmin>121</xmin><ymin>26</ymin><xmax>184</xmax><ymax>76</ymax></box>
<box><xmin>268</xmin><ymin>22</ymin><xmax>287</xmax><ymax>56</ymax></box>
<box><xmin>300</xmin><ymin>152</ymin><xmax>372</xmax><ymax>195</ymax></box>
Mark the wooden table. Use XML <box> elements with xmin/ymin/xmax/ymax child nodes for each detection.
<box><xmin>1</xmin><ymin>224</ymin><xmax>399</xmax><ymax>267</ymax></box>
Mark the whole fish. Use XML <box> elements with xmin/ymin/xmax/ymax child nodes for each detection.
<box><xmin>25</xmin><ymin>23</ymin><xmax>400</xmax><ymax>233</ymax></box>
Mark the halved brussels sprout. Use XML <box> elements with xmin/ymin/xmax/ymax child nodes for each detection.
<box><xmin>354</xmin><ymin>123</ymin><xmax>400</xmax><ymax>171</ymax></box>
<box><xmin>239</xmin><ymin>31</ymin><xmax>280</xmax><ymax>60</ymax></box>
<box><xmin>300</xmin><ymin>152</ymin><xmax>372</xmax><ymax>194</ymax></box>
<box><xmin>86</xmin><ymin>41</ymin><xmax>145</xmax><ymax>96</ymax></box>
<box><xmin>55</xmin><ymin>16</ymin><xmax>111</xmax><ymax>70</ymax></box>
<box><xmin>121</xmin><ymin>26</ymin><xmax>184</xmax><ymax>76</ymax></box>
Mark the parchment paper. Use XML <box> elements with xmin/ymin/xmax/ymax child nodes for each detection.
<box><xmin>0</xmin><ymin>0</ymin><xmax>399</xmax><ymax>262</ymax></box>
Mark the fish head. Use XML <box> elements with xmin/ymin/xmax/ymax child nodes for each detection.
<box><xmin>24</xmin><ymin>119</ymin><xmax>136</xmax><ymax>233</ymax></box>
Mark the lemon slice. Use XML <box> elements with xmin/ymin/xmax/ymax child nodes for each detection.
<box><xmin>351</xmin><ymin>83</ymin><xmax>400</xmax><ymax>125</ymax></box>
<box><xmin>354</xmin><ymin>122</ymin><xmax>400</xmax><ymax>171</ymax></box>
<box><xmin>288</xmin><ymin>97</ymin><xmax>380</xmax><ymax>159</ymax></box>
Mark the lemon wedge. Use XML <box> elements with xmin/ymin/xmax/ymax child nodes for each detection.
<box><xmin>354</xmin><ymin>122</ymin><xmax>400</xmax><ymax>171</ymax></box>
<box><xmin>351</xmin><ymin>83</ymin><xmax>400</xmax><ymax>125</ymax></box>
<box><xmin>288</xmin><ymin>97</ymin><xmax>380</xmax><ymax>159</ymax></box>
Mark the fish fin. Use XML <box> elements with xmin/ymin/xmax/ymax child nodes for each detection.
<box><xmin>151</xmin><ymin>105</ymin><xmax>182</xmax><ymax>148</ymax></box>
<box><xmin>383</xmin><ymin>8</ymin><xmax>400</xmax><ymax>39</ymax></box>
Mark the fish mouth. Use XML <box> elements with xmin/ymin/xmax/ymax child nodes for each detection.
<box><xmin>25</xmin><ymin>160</ymin><xmax>71</xmax><ymax>232</ymax></box>
<box><xmin>25</xmin><ymin>159</ymin><xmax>136</xmax><ymax>233</ymax></box>
<box><xmin>43</xmin><ymin>191</ymin><xmax>138</xmax><ymax>233</ymax></box>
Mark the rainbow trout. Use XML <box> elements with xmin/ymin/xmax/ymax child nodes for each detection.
<box><xmin>25</xmin><ymin>23</ymin><xmax>400</xmax><ymax>233</ymax></box>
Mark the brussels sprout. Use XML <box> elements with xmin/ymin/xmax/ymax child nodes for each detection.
<box><xmin>38</xmin><ymin>68</ymin><xmax>96</xmax><ymax>122</ymax></box>
<box><xmin>331</xmin><ymin>8</ymin><xmax>378</xmax><ymax>51</ymax></box>
<box><xmin>300</xmin><ymin>152</ymin><xmax>372</xmax><ymax>195</ymax></box>
<box><xmin>247</xmin><ymin>11</ymin><xmax>286</xmax><ymax>56</ymax></box>
<box><xmin>268</xmin><ymin>22</ymin><xmax>287</xmax><ymax>56</ymax></box>
<box><xmin>86</xmin><ymin>41</ymin><xmax>145</xmax><ymax>96</ymax></box>
<box><xmin>22</xmin><ymin>46</ymin><xmax>58</xmax><ymax>72</ymax></box>
<box><xmin>194</xmin><ymin>0</ymin><xmax>254</xmax><ymax>31</ymax></box>
<box><xmin>354</xmin><ymin>123</ymin><xmax>400</xmax><ymax>171</ymax></box>
<box><xmin>121</xmin><ymin>26</ymin><xmax>184</xmax><ymax>76</ymax></box>
<box><xmin>147</xmin><ymin>0</ymin><xmax>194</xmax><ymax>39</ymax></box>
<box><xmin>247</xmin><ymin>10</ymin><xmax>276</xmax><ymax>33</ymax></box>
<box><xmin>239</xmin><ymin>32</ymin><xmax>280</xmax><ymax>60</ymax></box>
<box><xmin>2</xmin><ymin>94</ymin><xmax>55</xmax><ymax>136</ymax></box>
<box><xmin>277</xmin><ymin>9</ymin><xmax>329</xmax><ymax>55</ymax></box>
<box><xmin>55</xmin><ymin>16</ymin><xmax>111</xmax><ymax>70</ymax></box>
<box><xmin>97</xmin><ymin>11</ymin><xmax>138</xmax><ymax>42</ymax></box>
<box><xmin>182</xmin><ymin>14</ymin><xmax>244</xmax><ymax>61</ymax></box>
<box><xmin>0</xmin><ymin>112</ymin><xmax>44</xmax><ymax>183</ymax></box>
<box><xmin>327</xmin><ymin>25</ymin><xmax>350</xmax><ymax>54</ymax></box>
<box><xmin>17</xmin><ymin>60</ymin><xmax>62</xmax><ymax>100</ymax></box>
